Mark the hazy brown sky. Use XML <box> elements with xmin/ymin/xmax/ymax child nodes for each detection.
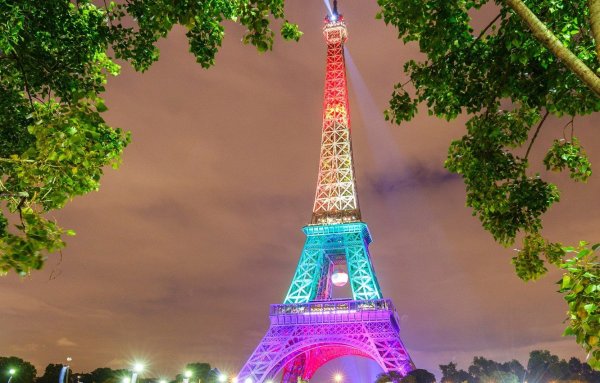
<box><xmin>2</xmin><ymin>1</ymin><xmax>598</xmax><ymax>381</ymax></box>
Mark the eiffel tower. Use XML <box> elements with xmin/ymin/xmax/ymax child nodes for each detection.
<box><xmin>237</xmin><ymin>3</ymin><xmax>414</xmax><ymax>382</ymax></box>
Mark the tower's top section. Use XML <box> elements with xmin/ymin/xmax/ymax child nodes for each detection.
<box><xmin>323</xmin><ymin>0</ymin><xmax>347</xmax><ymax>44</ymax></box>
<box><xmin>311</xmin><ymin>3</ymin><xmax>361</xmax><ymax>225</ymax></box>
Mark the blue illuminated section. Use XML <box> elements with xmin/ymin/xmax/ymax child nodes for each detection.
<box><xmin>283</xmin><ymin>223</ymin><xmax>383</xmax><ymax>304</ymax></box>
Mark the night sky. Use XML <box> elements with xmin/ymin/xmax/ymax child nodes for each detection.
<box><xmin>2</xmin><ymin>1</ymin><xmax>599</xmax><ymax>381</ymax></box>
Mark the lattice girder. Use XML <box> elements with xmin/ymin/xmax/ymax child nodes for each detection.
<box><xmin>311</xmin><ymin>16</ymin><xmax>360</xmax><ymax>225</ymax></box>
<box><xmin>237</xmin><ymin>300</ymin><xmax>414</xmax><ymax>383</ymax></box>
<box><xmin>283</xmin><ymin>223</ymin><xmax>382</xmax><ymax>304</ymax></box>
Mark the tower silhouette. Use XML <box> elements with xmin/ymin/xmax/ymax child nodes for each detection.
<box><xmin>237</xmin><ymin>4</ymin><xmax>414</xmax><ymax>382</ymax></box>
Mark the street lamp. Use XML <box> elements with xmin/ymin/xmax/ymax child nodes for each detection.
<box><xmin>333</xmin><ymin>373</ymin><xmax>343</xmax><ymax>383</ymax></box>
<box><xmin>7</xmin><ymin>369</ymin><xmax>15</xmax><ymax>383</ymax></box>
<box><xmin>131</xmin><ymin>363</ymin><xmax>144</xmax><ymax>383</ymax></box>
<box><xmin>217</xmin><ymin>375</ymin><xmax>227</xmax><ymax>383</ymax></box>
<box><xmin>183</xmin><ymin>370</ymin><xmax>193</xmax><ymax>383</ymax></box>
<box><xmin>59</xmin><ymin>358</ymin><xmax>72</xmax><ymax>383</ymax></box>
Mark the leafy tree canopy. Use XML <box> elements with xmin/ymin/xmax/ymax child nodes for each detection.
<box><xmin>440</xmin><ymin>351</ymin><xmax>600</xmax><ymax>383</ymax></box>
<box><xmin>376</xmin><ymin>0</ymin><xmax>600</xmax><ymax>367</ymax></box>
<box><xmin>376</xmin><ymin>369</ymin><xmax>436</xmax><ymax>383</ymax></box>
<box><xmin>0</xmin><ymin>0</ymin><xmax>301</xmax><ymax>276</ymax></box>
<box><xmin>36</xmin><ymin>364</ymin><xmax>68</xmax><ymax>383</ymax></box>
<box><xmin>0</xmin><ymin>356</ymin><xmax>37</xmax><ymax>383</ymax></box>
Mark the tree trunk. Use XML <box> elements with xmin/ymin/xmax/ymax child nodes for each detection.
<box><xmin>590</xmin><ymin>0</ymin><xmax>600</xmax><ymax>63</ymax></box>
<box><xmin>504</xmin><ymin>0</ymin><xmax>600</xmax><ymax>96</ymax></box>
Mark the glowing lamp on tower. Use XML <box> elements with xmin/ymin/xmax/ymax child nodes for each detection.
<box><xmin>331</xmin><ymin>269</ymin><xmax>348</xmax><ymax>287</ymax></box>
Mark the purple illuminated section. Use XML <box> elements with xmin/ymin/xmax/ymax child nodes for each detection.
<box><xmin>237</xmin><ymin>299</ymin><xmax>413</xmax><ymax>383</ymax></box>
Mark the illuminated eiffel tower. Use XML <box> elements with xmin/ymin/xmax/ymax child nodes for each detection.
<box><xmin>237</xmin><ymin>3</ymin><xmax>414</xmax><ymax>382</ymax></box>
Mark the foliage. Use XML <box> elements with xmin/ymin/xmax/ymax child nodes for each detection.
<box><xmin>76</xmin><ymin>368</ymin><xmax>138</xmax><ymax>383</ymax></box>
<box><xmin>375</xmin><ymin>370</ymin><xmax>405</xmax><ymax>383</ymax></box>
<box><xmin>559</xmin><ymin>243</ymin><xmax>600</xmax><ymax>369</ymax></box>
<box><xmin>36</xmin><ymin>364</ymin><xmax>68</xmax><ymax>383</ymax></box>
<box><xmin>376</xmin><ymin>0</ymin><xmax>599</xmax><ymax>363</ymax></box>
<box><xmin>400</xmin><ymin>369</ymin><xmax>436</xmax><ymax>383</ymax></box>
<box><xmin>376</xmin><ymin>369</ymin><xmax>436</xmax><ymax>383</ymax></box>
<box><xmin>0</xmin><ymin>356</ymin><xmax>37</xmax><ymax>383</ymax></box>
<box><xmin>171</xmin><ymin>363</ymin><xmax>218</xmax><ymax>383</ymax></box>
<box><xmin>440</xmin><ymin>351</ymin><xmax>600</xmax><ymax>383</ymax></box>
<box><xmin>0</xmin><ymin>0</ymin><xmax>300</xmax><ymax>275</ymax></box>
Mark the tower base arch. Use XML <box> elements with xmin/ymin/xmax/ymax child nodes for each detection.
<box><xmin>237</xmin><ymin>299</ymin><xmax>414</xmax><ymax>383</ymax></box>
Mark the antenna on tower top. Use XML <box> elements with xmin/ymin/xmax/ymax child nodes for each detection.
<box><xmin>333</xmin><ymin>0</ymin><xmax>338</xmax><ymax>16</ymax></box>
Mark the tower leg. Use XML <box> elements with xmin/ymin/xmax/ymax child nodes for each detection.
<box><xmin>284</xmin><ymin>235</ymin><xmax>325</xmax><ymax>303</ymax></box>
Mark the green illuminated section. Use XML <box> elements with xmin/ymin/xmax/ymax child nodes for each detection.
<box><xmin>283</xmin><ymin>223</ymin><xmax>382</xmax><ymax>304</ymax></box>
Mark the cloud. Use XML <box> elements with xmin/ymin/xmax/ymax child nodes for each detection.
<box><xmin>57</xmin><ymin>337</ymin><xmax>77</xmax><ymax>347</ymax></box>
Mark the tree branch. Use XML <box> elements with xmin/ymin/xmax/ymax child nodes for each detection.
<box><xmin>525</xmin><ymin>109</ymin><xmax>550</xmax><ymax>159</ymax></box>
<box><xmin>475</xmin><ymin>13</ymin><xmax>502</xmax><ymax>43</ymax></box>
<box><xmin>11</xmin><ymin>52</ymin><xmax>35</xmax><ymax>111</ymax></box>
<box><xmin>504</xmin><ymin>0</ymin><xmax>600</xmax><ymax>96</ymax></box>
<box><xmin>589</xmin><ymin>0</ymin><xmax>600</xmax><ymax>62</ymax></box>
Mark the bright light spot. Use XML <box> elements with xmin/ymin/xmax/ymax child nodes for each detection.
<box><xmin>133</xmin><ymin>363</ymin><xmax>144</xmax><ymax>373</ymax></box>
<box><xmin>331</xmin><ymin>15</ymin><xmax>338</xmax><ymax>21</ymax></box>
<box><xmin>331</xmin><ymin>270</ymin><xmax>348</xmax><ymax>287</ymax></box>
<box><xmin>266</xmin><ymin>380</ymin><xmax>274</xmax><ymax>383</ymax></box>
<box><xmin>218</xmin><ymin>375</ymin><xmax>227</xmax><ymax>383</ymax></box>
<box><xmin>66</xmin><ymin>357</ymin><xmax>73</xmax><ymax>362</ymax></box>
<box><xmin>232</xmin><ymin>378</ymin><xmax>238</xmax><ymax>383</ymax></box>
<box><xmin>184</xmin><ymin>371</ymin><xmax>193</xmax><ymax>378</ymax></box>
<box><xmin>9</xmin><ymin>369</ymin><xmax>16</xmax><ymax>375</ymax></box>
<box><xmin>244</xmin><ymin>378</ymin><xmax>253</xmax><ymax>383</ymax></box>
<box><xmin>333</xmin><ymin>373</ymin><xmax>343</xmax><ymax>383</ymax></box>
<box><xmin>123</xmin><ymin>378</ymin><xmax>131</xmax><ymax>383</ymax></box>
<box><xmin>159</xmin><ymin>380</ymin><xmax>167</xmax><ymax>383</ymax></box>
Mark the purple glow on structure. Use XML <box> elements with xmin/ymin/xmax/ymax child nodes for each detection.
<box><xmin>237</xmin><ymin>300</ymin><xmax>413</xmax><ymax>383</ymax></box>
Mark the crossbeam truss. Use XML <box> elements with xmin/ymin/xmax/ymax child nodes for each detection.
<box><xmin>284</xmin><ymin>223</ymin><xmax>382</xmax><ymax>304</ymax></box>
<box><xmin>237</xmin><ymin>300</ymin><xmax>414</xmax><ymax>383</ymax></box>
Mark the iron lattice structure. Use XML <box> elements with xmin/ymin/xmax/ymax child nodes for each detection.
<box><xmin>311</xmin><ymin>9</ymin><xmax>360</xmax><ymax>225</ymax></box>
<box><xmin>238</xmin><ymin>6</ymin><xmax>414</xmax><ymax>383</ymax></box>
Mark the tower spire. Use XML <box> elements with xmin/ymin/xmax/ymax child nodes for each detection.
<box><xmin>311</xmin><ymin>9</ymin><xmax>360</xmax><ymax>224</ymax></box>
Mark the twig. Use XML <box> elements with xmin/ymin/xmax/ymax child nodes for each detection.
<box><xmin>474</xmin><ymin>13</ymin><xmax>502</xmax><ymax>44</ymax></box>
<box><xmin>12</xmin><ymin>52</ymin><xmax>35</xmax><ymax>111</ymax></box>
<box><xmin>525</xmin><ymin>110</ymin><xmax>550</xmax><ymax>159</ymax></box>
<box><xmin>562</xmin><ymin>116</ymin><xmax>575</xmax><ymax>141</ymax></box>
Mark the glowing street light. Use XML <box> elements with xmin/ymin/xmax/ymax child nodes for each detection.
<box><xmin>333</xmin><ymin>373</ymin><xmax>343</xmax><ymax>383</ymax></box>
<box><xmin>231</xmin><ymin>377</ymin><xmax>238</xmax><ymax>383</ymax></box>
<box><xmin>217</xmin><ymin>375</ymin><xmax>227</xmax><ymax>383</ymax></box>
<box><xmin>182</xmin><ymin>370</ymin><xmax>193</xmax><ymax>383</ymax></box>
<box><xmin>159</xmin><ymin>380</ymin><xmax>167</xmax><ymax>383</ymax></box>
<box><xmin>123</xmin><ymin>378</ymin><xmax>131</xmax><ymax>383</ymax></box>
<box><xmin>7</xmin><ymin>369</ymin><xmax>16</xmax><ymax>383</ymax></box>
<box><xmin>244</xmin><ymin>378</ymin><xmax>252</xmax><ymax>383</ymax></box>
<box><xmin>59</xmin><ymin>357</ymin><xmax>72</xmax><ymax>383</ymax></box>
<box><xmin>130</xmin><ymin>363</ymin><xmax>144</xmax><ymax>383</ymax></box>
